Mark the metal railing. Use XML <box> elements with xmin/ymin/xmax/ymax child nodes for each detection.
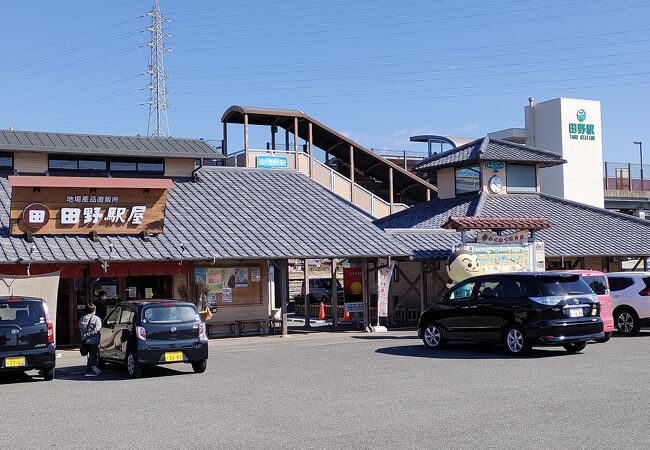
<box><xmin>224</xmin><ymin>149</ymin><xmax>408</xmax><ymax>217</ymax></box>
<box><xmin>603</xmin><ymin>162</ymin><xmax>650</xmax><ymax>191</ymax></box>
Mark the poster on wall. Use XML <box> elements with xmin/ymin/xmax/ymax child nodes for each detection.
<box><xmin>343</xmin><ymin>268</ymin><xmax>363</xmax><ymax>300</ymax></box>
<box><xmin>207</xmin><ymin>293</ymin><xmax>217</xmax><ymax>309</ymax></box>
<box><xmin>195</xmin><ymin>268</ymin><xmax>206</xmax><ymax>283</ymax></box>
<box><xmin>222</xmin><ymin>288</ymin><xmax>233</xmax><ymax>303</ymax></box>
<box><xmin>223</xmin><ymin>268</ymin><xmax>249</xmax><ymax>288</ymax></box>
<box><xmin>206</xmin><ymin>268</ymin><xmax>223</xmax><ymax>293</ymax></box>
<box><xmin>251</xmin><ymin>267</ymin><xmax>261</xmax><ymax>282</ymax></box>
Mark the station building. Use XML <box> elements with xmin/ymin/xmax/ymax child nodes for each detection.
<box><xmin>1</xmin><ymin>102</ymin><xmax>649</xmax><ymax>338</ymax></box>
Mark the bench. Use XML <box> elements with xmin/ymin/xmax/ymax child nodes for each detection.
<box><xmin>237</xmin><ymin>320</ymin><xmax>266</xmax><ymax>336</ymax></box>
<box><xmin>206</xmin><ymin>321</ymin><xmax>237</xmax><ymax>338</ymax></box>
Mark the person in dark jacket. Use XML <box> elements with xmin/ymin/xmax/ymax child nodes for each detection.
<box><xmin>79</xmin><ymin>304</ymin><xmax>102</xmax><ymax>377</ymax></box>
<box><xmin>94</xmin><ymin>291</ymin><xmax>108</xmax><ymax>321</ymax></box>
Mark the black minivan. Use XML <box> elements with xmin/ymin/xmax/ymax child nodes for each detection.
<box><xmin>417</xmin><ymin>273</ymin><xmax>604</xmax><ymax>355</ymax></box>
<box><xmin>0</xmin><ymin>296</ymin><xmax>56</xmax><ymax>380</ymax></box>
<box><xmin>99</xmin><ymin>300</ymin><xmax>208</xmax><ymax>378</ymax></box>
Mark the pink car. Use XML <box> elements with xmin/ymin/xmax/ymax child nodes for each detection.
<box><xmin>562</xmin><ymin>270</ymin><xmax>615</xmax><ymax>342</ymax></box>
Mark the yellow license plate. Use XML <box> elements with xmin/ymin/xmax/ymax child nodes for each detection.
<box><xmin>164</xmin><ymin>352</ymin><xmax>183</xmax><ymax>362</ymax></box>
<box><xmin>5</xmin><ymin>356</ymin><xmax>26</xmax><ymax>368</ymax></box>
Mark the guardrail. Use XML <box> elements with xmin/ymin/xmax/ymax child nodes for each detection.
<box><xmin>224</xmin><ymin>149</ymin><xmax>408</xmax><ymax>218</ymax></box>
<box><xmin>603</xmin><ymin>162</ymin><xmax>650</xmax><ymax>192</ymax></box>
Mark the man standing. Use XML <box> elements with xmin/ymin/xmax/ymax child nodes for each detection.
<box><xmin>94</xmin><ymin>291</ymin><xmax>108</xmax><ymax>321</ymax></box>
<box><xmin>79</xmin><ymin>304</ymin><xmax>102</xmax><ymax>377</ymax></box>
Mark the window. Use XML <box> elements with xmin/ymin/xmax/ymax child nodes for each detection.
<box><xmin>48</xmin><ymin>155</ymin><xmax>163</xmax><ymax>174</ymax></box>
<box><xmin>143</xmin><ymin>305</ymin><xmax>198</xmax><ymax>323</ymax></box>
<box><xmin>607</xmin><ymin>277</ymin><xmax>634</xmax><ymax>292</ymax></box>
<box><xmin>506</xmin><ymin>164</ymin><xmax>537</xmax><ymax>193</ymax></box>
<box><xmin>582</xmin><ymin>276</ymin><xmax>608</xmax><ymax>295</ymax></box>
<box><xmin>104</xmin><ymin>307</ymin><xmax>122</xmax><ymax>327</ymax></box>
<box><xmin>476</xmin><ymin>280</ymin><xmax>503</xmax><ymax>299</ymax></box>
<box><xmin>449</xmin><ymin>281</ymin><xmax>475</xmax><ymax>302</ymax></box>
<box><xmin>536</xmin><ymin>275</ymin><xmax>591</xmax><ymax>296</ymax></box>
<box><xmin>0</xmin><ymin>152</ymin><xmax>14</xmax><ymax>169</ymax></box>
<box><xmin>455</xmin><ymin>165</ymin><xmax>481</xmax><ymax>195</ymax></box>
<box><xmin>504</xmin><ymin>279</ymin><xmax>539</xmax><ymax>298</ymax></box>
<box><xmin>119</xmin><ymin>308</ymin><xmax>135</xmax><ymax>325</ymax></box>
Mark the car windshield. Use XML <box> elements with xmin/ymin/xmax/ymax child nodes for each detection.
<box><xmin>581</xmin><ymin>275</ymin><xmax>608</xmax><ymax>295</ymax></box>
<box><xmin>142</xmin><ymin>305</ymin><xmax>198</xmax><ymax>323</ymax></box>
<box><xmin>0</xmin><ymin>299</ymin><xmax>45</xmax><ymax>326</ymax></box>
<box><xmin>536</xmin><ymin>276</ymin><xmax>592</xmax><ymax>296</ymax></box>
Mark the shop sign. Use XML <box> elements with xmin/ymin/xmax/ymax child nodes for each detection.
<box><xmin>477</xmin><ymin>230</ymin><xmax>529</xmax><ymax>245</ymax></box>
<box><xmin>256</xmin><ymin>155</ymin><xmax>288</xmax><ymax>169</ymax></box>
<box><xmin>568</xmin><ymin>109</ymin><xmax>596</xmax><ymax>141</ymax></box>
<box><xmin>344</xmin><ymin>302</ymin><xmax>364</xmax><ymax>313</ymax></box>
<box><xmin>343</xmin><ymin>268</ymin><xmax>363</xmax><ymax>296</ymax></box>
<box><xmin>464</xmin><ymin>244</ymin><xmax>533</xmax><ymax>274</ymax></box>
<box><xmin>9</xmin><ymin>176</ymin><xmax>172</xmax><ymax>236</ymax></box>
<box><xmin>485</xmin><ymin>161</ymin><xmax>505</xmax><ymax>170</ymax></box>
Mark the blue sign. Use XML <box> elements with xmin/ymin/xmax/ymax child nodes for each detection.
<box><xmin>256</xmin><ymin>155</ymin><xmax>288</xmax><ymax>169</ymax></box>
<box><xmin>486</xmin><ymin>161</ymin><xmax>505</xmax><ymax>170</ymax></box>
<box><xmin>576</xmin><ymin>109</ymin><xmax>586</xmax><ymax>122</ymax></box>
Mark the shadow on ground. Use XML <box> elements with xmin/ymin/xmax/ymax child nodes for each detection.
<box><xmin>52</xmin><ymin>364</ymin><xmax>193</xmax><ymax>382</ymax></box>
<box><xmin>375</xmin><ymin>342</ymin><xmax>581</xmax><ymax>360</ymax></box>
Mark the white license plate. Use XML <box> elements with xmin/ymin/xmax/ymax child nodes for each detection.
<box><xmin>568</xmin><ymin>308</ymin><xmax>584</xmax><ymax>317</ymax></box>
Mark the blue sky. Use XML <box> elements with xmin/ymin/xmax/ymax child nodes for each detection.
<box><xmin>1</xmin><ymin>0</ymin><xmax>649</xmax><ymax>163</ymax></box>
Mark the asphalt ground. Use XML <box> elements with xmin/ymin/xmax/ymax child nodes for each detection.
<box><xmin>1</xmin><ymin>329</ymin><xmax>649</xmax><ymax>449</ymax></box>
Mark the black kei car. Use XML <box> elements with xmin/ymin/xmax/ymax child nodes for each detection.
<box><xmin>417</xmin><ymin>273</ymin><xmax>604</xmax><ymax>355</ymax></box>
<box><xmin>99</xmin><ymin>300</ymin><xmax>208</xmax><ymax>378</ymax></box>
<box><xmin>0</xmin><ymin>296</ymin><xmax>56</xmax><ymax>381</ymax></box>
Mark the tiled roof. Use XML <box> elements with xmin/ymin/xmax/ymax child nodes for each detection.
<box><xmin>376</xmin><ymin>192</ymin><xmax>650</xmax><ymax>258</ymax></box>
<box><xmin>386</xmin><ymin>230</ymin><xmax>460</xmax><ymax>260</ymax></box>
<box><xmin>374</xmin><ymin>195</ymin><xmax>483</xmax><ymax>229</ymax></box>
<box><xmin>0</xmin><ymin>168</ymin><xmax>410</xmax><ymax>264</ymax></box>
<box><xmin>414</xmin><ymin>137</ymin><xmax>566</xmax><ymax>171</ymax></box>
<box><xmin>0</xmin><ymin>129</ymin><xmax>221</xmax><ymax>159</ymax></box>
<box><xmin>442</xmin><ymin>216</ymin><xmax>552</xmax><ymax>230</ymax></box>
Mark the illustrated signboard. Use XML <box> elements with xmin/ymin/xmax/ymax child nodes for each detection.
<box><xmin>462</xmin><ymin>243</ymin><xmax>545</xmax><ymax>274</ymax></box>
<box><xmin>9</xmin><ymin>176</ymin><xmax>173</xmax><ymax>236</ymax></box>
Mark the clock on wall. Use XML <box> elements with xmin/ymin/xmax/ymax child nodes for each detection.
<box><xmin>488</xmin><ymin>175</ymin><xmax>503</xmax><ymax>194</ymax></box>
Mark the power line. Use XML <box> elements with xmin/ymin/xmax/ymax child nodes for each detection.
<box><xmin>171</xmin><ymin>27</ymin><xmax>650</xmax><ymax>73</ymax></box>
<box><xmin>171</xmin><ymin>43</ymin><xmax>650</xmax><ymax>85</ymax></box>
<box><xmin>172</xmin><ymin>56</ymin><xmax>650</xmax><ymax>95</ymax></box>
<box><xmin>175</xmin><ymin>3</ymin><xmax>650</xmax><ymax>52</ymax></box>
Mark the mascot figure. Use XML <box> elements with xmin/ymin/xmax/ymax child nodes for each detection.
<box><xmin>446</xmin><ymin>249</ymin><xmax>481</xmax><ymax>287</ymax></box>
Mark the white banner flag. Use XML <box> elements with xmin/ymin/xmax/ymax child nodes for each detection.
<box><xmin>377</xmin><ymin>259</ymin><xmax>395</xmax><ymax>317</ymax></box>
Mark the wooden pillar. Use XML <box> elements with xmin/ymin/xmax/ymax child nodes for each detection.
<box><xmin>294</xmin><ymin>117</ymin><xmax>299</xmax><ymax>170</ymax></box>
<box><xmin>362</xmin><ymin>257</ymin><xmax>369</xmax><ymax>332</ymax></box>
<box><xmin>389</xmin><ymin>167</ymin><xmax>394</xmax><ymax>213</ymax></box>
<box><xmin>330</xmin><ymin>259</ymin><xmax>338</xmax><ymax>330</ymax></box>
<box><xmin>243</xmin><ymin>113</ymin><xmax>249</xmax><ymax>168</ymax></box>
<box><xmin>420</xmin><ymin>261</ymin><xmax>428</xmax><ymax>314</ymax></box>
<box><xmin>279</xmin><ymin>259</ymin><xmax>289</xmax><ymax>336</ymax></box>
<box><xmin>349</xmin><ymin>145</ymin><xmax>355</xmax><ymax>202</ymax></box>
<box><xmin>222</xmin><ymin>122</ymin><xmax>228</xmax><ymax>155</ymax></box>
<box><xmin>308</xmin><ymin>122</ymin><xmax>314</xmax><ymax>178</ymax></box>
<box><xmin>303</xmin><ymin>259</ymin><xmax>310</xmax><ymax>328</ymax></box>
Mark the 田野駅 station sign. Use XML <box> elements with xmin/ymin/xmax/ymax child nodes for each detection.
<box><xmin>9</xmin><ymin>176</ymin><xmax>173</xmax><ymax>236</ymax></box>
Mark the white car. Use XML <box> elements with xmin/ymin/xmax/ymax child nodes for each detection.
<box><xmin>606</xmin><ymin>272</ymin><xmax>650</xmax><ymax>335</ymax></box>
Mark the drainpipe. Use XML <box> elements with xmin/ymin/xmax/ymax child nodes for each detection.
<box><xmin>192</xmin><ymin>159</ymin><xmax>204</xmax><ymax>181</ymax></box>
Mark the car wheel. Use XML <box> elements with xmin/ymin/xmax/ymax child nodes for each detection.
<box><xmin>563</xmin><ymin>341</ymin><xmax>587</xmax><ymax>353</ymax></box>
<box><xmin>42</xmin><ymin>367</ymin><xmax>55</xmax><ymax>381</ymax></box>
<box><xmin>596</xmin><ymin>332</ymin><xmax>611</xmax><ymax>343</ymax></box>
<box><xmin>192</xmin><ymin>360</ymin><xmax>207</xmax><ymax>373</ymax></box>
<box><xmin>126</xmin><ymin>352</ymin><xmax>143</xmax><ymax>379</ymax></box>
<box><xmin>422</xmin><ymin>323</ymin><xmax>446</xmax><ymax>349</ymax></box>
<box><xmin>615</xmin><ymin>308</ymin><xmax>640</xmax><ymax>336</ymax></box>
<box><xmin>504</xmin><ymin>326</ymin><xmax>529</xmax><ymax>355</ymax></box>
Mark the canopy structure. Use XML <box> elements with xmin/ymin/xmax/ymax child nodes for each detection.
<box><xmin>221</xmin><ymin>105</ymin><xmax>436</xmax><ymax>205</ymax></box>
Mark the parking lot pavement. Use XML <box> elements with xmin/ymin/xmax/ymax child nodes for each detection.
<box><xmin>2</xmin><ymin>330</ymin><xmax>650</xmax><ymax>449</ymax></box>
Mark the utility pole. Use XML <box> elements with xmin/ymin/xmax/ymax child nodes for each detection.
<box><xmin>144</xmin><ymin>0</ymin><xmax>171</xmax><ymax>137</ymax></box>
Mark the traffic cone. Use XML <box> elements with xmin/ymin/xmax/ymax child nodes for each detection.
<box><xmin>318</xmin><ymin>301</ymin><xmax>325</xmax><ymax>320</ymax></box>
<box><xmin>342</xmin><ymin>310</ymin><xmax>351</xmax><ymax>322</ymax></box>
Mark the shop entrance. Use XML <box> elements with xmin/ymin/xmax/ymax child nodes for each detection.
<box><xmin>125</xmin><ymin>276</ymin><xmax>172</xmax><ymax>300</ymax></box>
<box><xmin>55</xmin><ymin>278</ymin><xmax>72</xmax><ymax>345</ymax></box>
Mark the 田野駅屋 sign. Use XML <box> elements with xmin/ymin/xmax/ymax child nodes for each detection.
<box><xmin>9</xmin><ymin>176</ymin><xmax>173</xmax><ymax>236</ymax></box>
